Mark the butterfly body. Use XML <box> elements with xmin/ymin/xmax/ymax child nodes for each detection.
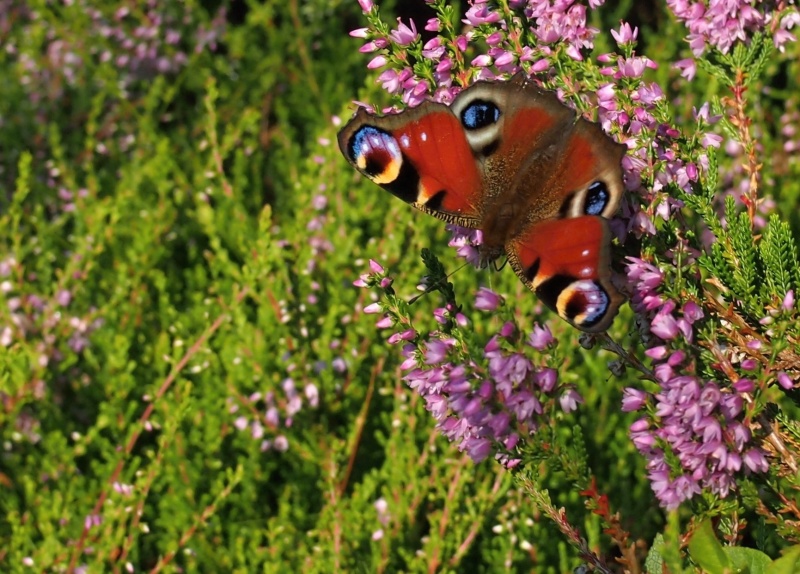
<box><xmin>339</xmin><ymin>73</ymin><xmax>626</xmax><ymax>332</ymax></box>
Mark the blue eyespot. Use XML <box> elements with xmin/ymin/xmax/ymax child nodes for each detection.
<box><xmin>348</xmin><ymin>126</ymin><xmax>401</xmax><ymax>178</ymax></box>
<box><xmin>461</xmin><ymin>100</ymin><xmax>500</xmax><ymax>130</ymax></box>
<box><xmin>584</xmin><ymin>182</ymin><xmax>609</xmax><ymax>216</ymax></box>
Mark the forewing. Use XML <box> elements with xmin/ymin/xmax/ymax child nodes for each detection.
<box><xmin>338</xmin><ymin>102</ymin><xmax>484</xmax><ymax>227</ymax></box>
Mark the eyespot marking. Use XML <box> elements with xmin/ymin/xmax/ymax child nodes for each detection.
<box><xmin>536</xmin><ymin>275</ymin><xmax>574</xmax><ymax>310</ymax></box>
<box><xmin>585</xmin><ymin>182</ymin><xmax>609</xmax><ymax>216</ymax></box>
<box><xmin>348</xmin><ymin>126</ymin><xmax>403</xmax><ymax>184</ymax></box>
<box><xmin>461</xmin><ymin>100</ymin><xmax>501</xmax><ymax>130</ymax></box>
<box><xmin>557</xmin><ymin>279</ymin><xmax>610</xmax><ymax>327</ymax></box>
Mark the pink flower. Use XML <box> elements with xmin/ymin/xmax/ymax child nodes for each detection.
<box><xmin>425</xmin><ymin>18</ymin><xmax>441</xmax><ymax>32</ymax></box>
<box><xmin>651</xmin><ymin>311</ymin><xmax>679</xmax><ymax>340</ymax></box>
<box><xmin>611</xmin><ymin>22</ymin><xmax>638</xmax><ymax>45</ymax></box>
<box><xmin>777</xmin><ymin>372</ymin><xmax>794</xmax><ymax>389</ymax></box>
<box><xmin>471</xmin><ymin>54</ymin><xmax>492</xmax><ymax>67</ymax></box>
<box><xmin>528</xmin><ymin>324</ymin><xmax>554</xmax><ymax>350</ymax></box>
<box><xmin>367</xmin><ymin>55</ymin><xmax>388</xmax><ymax>69</ymax></box>
<box><xmin>475</xmin><ymin>287</ymin><xmax>503</xmax><ymax>311</ymax></box>
<box><xmin>390</xmin><ymin>18</ymin><xmax>418</xmax><ymax>46</ymax></box>
<box><xmin>464</xmin><ymin>3</ymin><xmax>502</xmax><ymax>26</ymax></box>
<box><xmin>783</xmin><ymin>290</ymin><xmax>794</xmax><ymax>310</ymax></box>
<box><xmin>363</xmin><ymin>302</ymin><xmax>382</xmax><ymax>314</ymax></box>
<box><xmin>674</xmin><ymin>58</ymin><xmax>697</xmax><ymax>81</ymax></box>
<box><xmin>622</xmin><ymin>388</ymin><xmax>649</xmax><ymax>411</ymax></box>
<box><xmin>559</xmin><ymin>389</ymin><xmax>583</xmax><ymax>413</ymax></box>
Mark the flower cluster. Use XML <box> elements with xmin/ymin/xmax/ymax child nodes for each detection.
<box><xmin>623</xmin><ymin>257</ymin><xmax>771</xmax><ymax>508</ymax></box>
<box><xmin>357</xmin><ymin>261</ymin><xmax>576</xmax><ymax>465</ymax></box>
<box><xmin>1</xmin><ymin>256</ymin><xmax>102</xmax><ymax>362</ymax></box>
<box><xmin>11</xmin><ymin>0</ymin><xmax>225</xmax><ymax>101</ymax></box>
<box><xmin>353</xmin><ymin>0</ymin><xmax>609</xmax><ymax>106</ymax></box>
<box><xmin>228</xmin><ymin>376</ymin><xmax>320</xmax><ymax>453</ymax></box>
<box><xmin>667</xmin><ymin>0</ymin><xmax>798</xmax><ymax>57</ymax></box>
<box><xmin>228</xmin><ymin>140</ymin><xmax>359</xmax><ymax>453</ymax></box>
<box><xmin>595</xmin><ymin>24</ymin><xmax>728</xmax><ymax>246</ymax></box>
<box><xmin>1</xmin><ymin>255</ymin><xmax>103</xmax><ymax>445</ymax></box>
<box><xmin>347</xmin><ymin>0</ymin><xmax>797</xmax><ymax>515</ymax></box>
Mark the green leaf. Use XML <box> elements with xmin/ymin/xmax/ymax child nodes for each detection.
<box><xmin>725</xmin><ymin>546</ymin><xmax>772</xmax><ymax>574</ymax></box>
<box><xmin>645</xmin><ymin>534</ymin><xmax>665</xmax><ymax>574</ymax></box>
<box><xmin>766</xmin><ymin>545</ymin><xmax>800</xmax><ymax>574</ymax></box>
<box><xmin>688</xmin><ymin>520</ymin><xmax>733</xmax><ymax>574</ymax></box>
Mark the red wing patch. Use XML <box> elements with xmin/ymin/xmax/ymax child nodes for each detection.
<box><xmin>506</xmin><ymin>216</ymin><xmax>624</xmax><ymax>331</ymax></box>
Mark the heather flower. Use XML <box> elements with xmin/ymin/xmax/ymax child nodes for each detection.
<box><xmin>777</xmin><ymin>372</ymin><xmax>794</xmax><ymax>389</ymax></box>
<box><xmin>345</xmin><ymin>0</ymin><xmax>794</xmax><ymax>518</ymax></box>
<box><xmin>475</xmin><ymin>287</ymin><xmax>503</xmax><ymax>311</ymax></box>
<box><xmin>528</xmin><ymin>324</ymin><xmax>554</xmax><ymax>350</ymax></box>
<box><xmin>389</xmin><ymin>18</ymin><xmax>418</xmax><ymax>46</ymax></box>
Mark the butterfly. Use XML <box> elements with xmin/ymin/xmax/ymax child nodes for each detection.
<box><xmin>337</xmin><ymin>72</ymin><xmax>626</xmax><ymax>332</ymax></box>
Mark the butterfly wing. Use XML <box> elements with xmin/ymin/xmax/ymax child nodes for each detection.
<box><xmin>447</xmin><ymin>74</ymin><xmax>627</xmax><ymax>330</ymax></box>
<box><xmin>506</xmin><ymin>216</ymin><xmax>625</xmax><ymax>332</ymax></box>
<box><xmin>337</xmin><ymin>102</ymin><xmax>485</xmax><ymax>227</ymax></box>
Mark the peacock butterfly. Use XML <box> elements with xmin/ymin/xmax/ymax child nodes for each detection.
<box><xmin>338</xmin><ymin>72</ymin><xmax>626</xmax><ymax>332</ymax></box>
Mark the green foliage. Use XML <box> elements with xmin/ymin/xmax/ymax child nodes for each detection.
<box><xmin>686</xmin><ymin>520</ymin><xmax>800</xmax><ymax>574</ymax></box>
<box><xmin>1</xmin><ymin>0</ymin><xmax>800</xmax><ymax>573</ymax></box>
<box><xmin>760</xmin><ymin>216</ymin><xmax>800</xmax><ymax>301</ymax></box>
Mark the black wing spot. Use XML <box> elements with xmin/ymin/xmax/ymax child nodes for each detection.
<box><xmin>535</xmin><ymin>275</ymin><xmax>574</xmax><ymax>313</ymax></box>
<box><xmin>381</xmin><ymin>154</ymin><xmax>420</xmax><ymax>204</ymax></box>
<box><xmin>524</xmin><ymin>258</ymin><xmax>541</xmax><ymax>283</ymax></box>
<box><xmin>425</xmin><ymin>190</ymin><xmax>447</xmax><ymax>211</ymax></box>
<box><xmin>461</xmin><ymin>100</ymin><xmax>501</xmax><ymax>130</ymax></box>
<box><xmin>585</xmin><ymin>181</ymin><xmax>610</xmax><ymax>215</ymax></box>
<box><xmin>480</xmin><ymin>140</ymin><xmax>500</xmax><ymax>157</ymax></box>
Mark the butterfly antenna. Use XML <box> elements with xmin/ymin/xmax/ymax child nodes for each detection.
<box><xmin>407</xmin><ymin>261</ymin><xmax>472</xmax><ymax>305</ymax></box>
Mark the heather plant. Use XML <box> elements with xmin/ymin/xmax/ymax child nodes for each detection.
<box><xmin>349</xmin><ymin>0</ymin><xmax>800</xmax><ymax>569</ymax></box>
<box><xmin>1</xmin><ymin>0</ymin><xmax>800</xmax><ymax>573</ymax></box>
